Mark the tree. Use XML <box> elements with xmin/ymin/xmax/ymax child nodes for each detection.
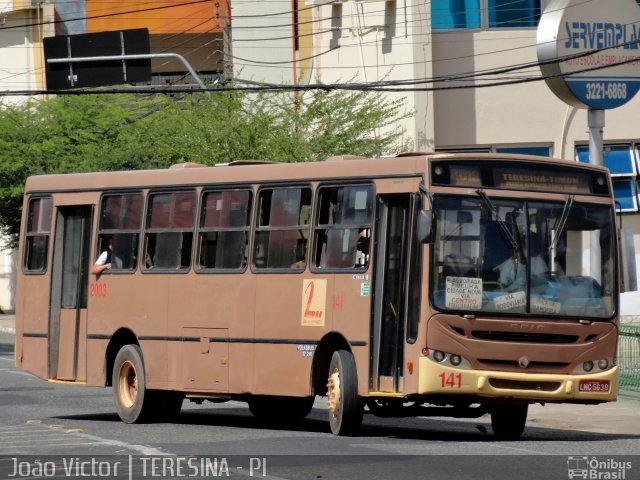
<box><xmin>0</xmin><ymin>87</ymin><xmax>412</xmax><ymax>246</ymax></box>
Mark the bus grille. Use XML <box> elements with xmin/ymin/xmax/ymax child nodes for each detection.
<box><xmin>472</xmin><ymin>331</ymin><xmax>579</xmax><ymax>344</ymax></box>
<box><xmin>488</xmin><ymin>379</ymin><xmax>561</xmax><ymax>392</ymax></box>
<box><xmin>479</xmin><ymin>359</ymin><xmax>570</xmax><ymax>372</ymax></box>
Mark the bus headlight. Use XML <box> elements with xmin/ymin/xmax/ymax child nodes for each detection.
<box><xmin>427</xmin><ymin>350</ymin><xmax>471</xmax><ymax>369</ymax></box>
<box><xmin>573</xmin><ymin>358</ymin><xmax>613</xmax><ymax>374</ymax></box>
<box><xmin>433</xmin><ymin>351</ymin><xmax>446</xmax><ymax>362</ymax></box>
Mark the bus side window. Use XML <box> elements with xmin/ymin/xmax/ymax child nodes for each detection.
<box><xmin>198</xmin><ymin>189</ymin><xmax>252</xmax><ymax>271</ymax></box>
<box><xmin>313</xmin><ymin>185</ymin><xmax>373</xmax><ymax>270</ymax></box>
<box><xmin>253</xmin><ymin>187</ymin><xmax>311</xmax><ymax>271</ymax></box>
<box><xmin>144</xmin><ymin>191</ymin><xmax>196</xmax><ymax>272</ymax></box>
<box><xmin>24</xmin><ymin>197</ymin><xmax>53</xmax><ymax>273</ymax></box>
<box><xmin>96</xmin><ymin>193</ymin><xmax>143</xmax><ymax>272</ymax></box>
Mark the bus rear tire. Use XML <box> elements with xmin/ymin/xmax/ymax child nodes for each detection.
<box><xmin>490</xmin><ymin>404</ymin><xmax>528</xmax><ymax>440</ymax></box>
<box><xmin>327</xmin><ymin>350</ymin><xmax>363</xmax><ymax>436</ymax></box>
<box><xmin>112</xmin><ymin>344</ymin><xmax>156</xmax><ymax>423</ymax></box>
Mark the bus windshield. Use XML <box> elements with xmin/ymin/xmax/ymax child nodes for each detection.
<box><xmin>432</xmin><ymin>194</ymin><xmax>615</xmax><ymax>319</ymax></box>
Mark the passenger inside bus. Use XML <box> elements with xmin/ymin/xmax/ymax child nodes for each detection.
<box><xmin>91</xmin><ymin>236</ymin><xmax>113</xmax><ymax>275</ymax></box>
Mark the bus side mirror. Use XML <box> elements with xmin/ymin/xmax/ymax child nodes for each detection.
<box><xmin>416</xmin><ymin>210</ymin><xmax>433</xmax><ymax>243</ymax></box>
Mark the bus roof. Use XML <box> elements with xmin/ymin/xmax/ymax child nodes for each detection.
<box><xmin>23</xmin><ymin>152</ymin><xmax>607</xmax><ymax>194</ymax></box>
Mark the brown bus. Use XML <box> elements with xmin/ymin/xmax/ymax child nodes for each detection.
<box><xmin>14</xmin><ymin>153</ymin><xmax>620</xmax><ymax>438</ymax></box>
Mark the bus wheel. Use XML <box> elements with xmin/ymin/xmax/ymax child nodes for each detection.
<box><xmin>112</xmin><ymin>345</ymin><xmax>155</xmax><ymax>423</ymax></box>
<box><xmin>327</xmin><ymin>350</ymin><xmax>363</xmax><ymax>436</ymax></box>
<box><xmin>248</xmin><ymin>396</ymin><xmax>314</xmax><ymax>421</ymax></box>
<box><xmin>491</xmin><ymin>404</ymin><xmax>528</xmax><ymax>440</ymax></box>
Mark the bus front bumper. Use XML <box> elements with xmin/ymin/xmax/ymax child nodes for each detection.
<box><xmin>418</xmin><ymin>357</ymin><xmax>618</xmax><ymax>402</ymax></box>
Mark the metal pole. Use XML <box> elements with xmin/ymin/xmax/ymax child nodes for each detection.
<box><xmin>47</xmin><ymin>53</ymin><xmax>209</xmax><ymax>93</ymax></box>
<box><xmin>588</xmin><ymin>109</ymin><xmax>605</xmax><ymax>166</ymax></box>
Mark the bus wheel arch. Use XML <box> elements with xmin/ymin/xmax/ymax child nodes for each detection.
<box><xmin>311</xmin><ymin>332</ymin><xmax>352</xmax><ymax>397</ymax></box>
<box><xmin>105</xmin><ymin>328</ymin><xmax>139</xmax><ymax>387</ymax></box>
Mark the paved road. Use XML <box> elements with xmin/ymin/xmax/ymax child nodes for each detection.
<box><xmin>1</xmin><ymin>331</ymin><xmax>639</xmax><ymax>480</ymax></box>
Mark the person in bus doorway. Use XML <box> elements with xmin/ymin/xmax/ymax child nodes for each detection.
<box><xmin>91</xmin><ymin>236</ymin><xmax>113</xmax><ymax>275</ymax></box>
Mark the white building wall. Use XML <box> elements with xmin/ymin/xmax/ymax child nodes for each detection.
<box><xmin>0</xmin><ymin>4</ymin><xmax>47</xmax><ymax>104</ymax></box>
<box><xmin>1</xmin><ymin>3</ymin><xmax>50</xmax><ymax>311</ymax></box>
<box><xmin>0</xmin><ymin>237</ymin><xmax>17</xmax><ymax>313</ymax></box>
<box><xmin>311</xmin><ymin>1</ymin><xmax>435</xmax><ymax>150</ymax></box>
<box><xmin>231</xmin><ymin>0</ymin><xmax>434</xmax><ymax>151</ymax></box>
<box><xmin>230</xmin><ymin>0</ymin><xmax>297</xmax><ymax>85</ymax></box>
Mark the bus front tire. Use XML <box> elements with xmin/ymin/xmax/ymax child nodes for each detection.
<box><xmin>327</xmin><ymin>350</ymin><xmax>363</xmax><ymax>436</ymax></box>
<box><xmin>490</xmin><ymin>404</ymin><xmax>528</xmax><ymax>440</ymax></box>
<box><xmin>112</xmin><ymin>344</ymin><xmax>156</xmax><ymax>423</ymax></box>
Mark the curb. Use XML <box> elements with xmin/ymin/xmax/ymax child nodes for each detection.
<box><xmin>619</xmin><ymin>390</ymin><xmax>640</xmax><ymax>401</ymax></box>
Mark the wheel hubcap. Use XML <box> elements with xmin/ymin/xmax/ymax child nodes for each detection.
<box><xmin>327</xmin><ymin>367</ymin><xmax>341</xmax><ymax>418</ymax></box>
<box><xmin>118</xmin><ymin>360</ymin><xmax>138</xmax><ymax>408</ymax></box>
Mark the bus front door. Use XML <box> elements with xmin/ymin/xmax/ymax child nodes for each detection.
<box><xmin>371</xmin><ymin>195</ymin><xmax>411</xmax><ymax>393</ymax></box>
<box><xmin>49</xmin><ymin>206</ymin><xmax>93</xmax><ymax>382</ymax></box>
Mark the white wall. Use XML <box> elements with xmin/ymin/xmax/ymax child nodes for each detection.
<box><xmin>1</xmin><ymin>4</ymin><xmax>51</xmax><ymax>311</ymax></box>
<box><xmin>0</xmin><ymin>6</ymin><xmax>48</xmax><ymax>104</ymax></box>
<box><xmin>230</xmin><ymin>0</ymin><xmax>297</xmax><ymax>85</ymax></box>
<box><xmin>0</xmin><ymin>236</ymin><xmax>16</xmax><ymax>313</ymax></box>
<box><xmin>308</xmin><ymin>0</ymin><xmax>434</xmax><ymax>151</ymax></box>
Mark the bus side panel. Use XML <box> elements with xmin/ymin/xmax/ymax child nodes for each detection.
<box><xmin>331</xmin><ymin>274</ymin><xmax>373</xmax><ymax>397</ymax></box>
<box><xmin>16</xmin><ymin>269</ymin><xmax>52</xmax><ymax>380</ymax></box>
<box><xmin>166</xmin><ymin>273</ymin><xmax>256</xmax><ymax>394</ymax></box>
<box><xmin>253</xmin><ymin>275</ymin><xmax>327</xmax><ymax>396</ymax></box>
<box><xmin>86</xmin><ymin>339</ymin><xmax>108</xmax><ymax>386</ymax></box>
<box><xmin>87</xmin><ymin>274</ymin><xmax>169</xmax><ymax>389</ymax></box>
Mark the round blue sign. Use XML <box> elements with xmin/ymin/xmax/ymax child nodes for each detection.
<box><xmin>537</xmin><ymin>0</ymin><xmax>640</xmax><ymax>109</ymax></box>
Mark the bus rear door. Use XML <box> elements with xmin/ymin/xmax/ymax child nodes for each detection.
<box><xmin>49</xmin><ymin>205</ymin><xmax>93</xmax><ymax>382</ymax></box>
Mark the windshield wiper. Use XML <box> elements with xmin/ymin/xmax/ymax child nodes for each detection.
<box><xmin>549</xmin><ymin>194</ymin><xmax>574</xmax><ymax>252</ymax></box>
<box><xmin>548</xmin><ymin>194</ymin><xmax>574</xmax><ymax>274</ymax></box>
<box><xmin>476</xmin><ymin>189</ymin><xmax>521</xmax><ymax>261</ymax></box>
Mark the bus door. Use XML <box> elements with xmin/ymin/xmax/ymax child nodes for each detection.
<box><xmin>49</xmin><ymin>206</ymin><xmax>93</xmax><ymax>381</ymax></box>
<box><xmin>371</xmin><ymin>194</ymin><xmax>412</xmax><ymax>393</ymax></box>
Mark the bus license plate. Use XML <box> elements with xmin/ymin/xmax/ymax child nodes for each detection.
<box><xmin>579</xmin><ymin>380</ymin><xmax>610</xmax><ymax>392</ymax></box>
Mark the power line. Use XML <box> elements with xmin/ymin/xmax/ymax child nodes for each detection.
<box><xmin>3</xmin><ymin>51</ymin><xmax>638</xmax><ymax>97</ymax></box>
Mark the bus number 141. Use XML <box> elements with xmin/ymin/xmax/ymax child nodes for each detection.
<box><xmin>439</xmin><ymin>372</ymin><xmax>462</xmax><ymax>388</ymax></box>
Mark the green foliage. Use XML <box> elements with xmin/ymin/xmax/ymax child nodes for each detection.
<box><xmin>0</xmin><ymin>88</ymin><xmax>412</xmax><ymax>247</ymax></box>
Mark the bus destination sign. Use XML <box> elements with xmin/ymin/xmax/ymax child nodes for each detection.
<box><xmin>537</xmin><ymin>0</ymin><xmax>640</xmax><ymax>110</ymax></box>
<box><xmin>446</xmin><ymin>164</ymin><xmax>594</xmax><ymax>193</ymax></box>
<box><xmin>492</xmin><ymin>168</ymin><xmax>592</xmax><ymax>193</ymax></box>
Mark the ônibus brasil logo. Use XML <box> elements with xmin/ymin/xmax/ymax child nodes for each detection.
<box><xmin>567</xmin><ymin>456</ymin><xmax>632</xmax><ymax>479</ymax></box>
